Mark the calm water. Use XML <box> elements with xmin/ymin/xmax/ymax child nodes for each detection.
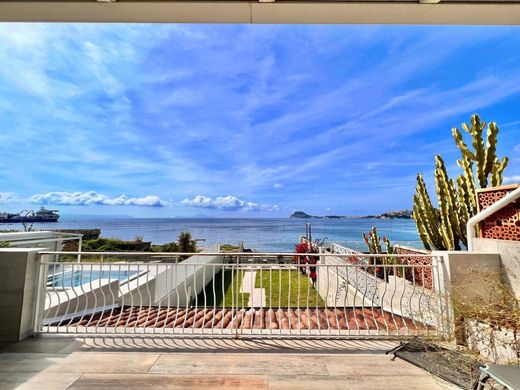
<box><xmin>48</xmin><ymin>269</ymin><xmax>139</xmax><ymax>288</ymax></box>
<box><xmin>18</xmin><ymin>217</ymin><xmax>422</xmax><ymax>252</ymax></box>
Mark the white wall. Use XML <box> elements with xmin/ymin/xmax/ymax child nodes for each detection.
<box><xmin>0</xmin><ymin>248</ymin><xmax>41</xmax><ymax>342</ymax></box>
<box><xmin>473</xmin><ymin>237</ymin><xmax>520</xmax><ymax>300</ymax></box>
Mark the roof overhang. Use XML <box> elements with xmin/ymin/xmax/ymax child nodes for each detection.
<box><xmin>1</xmin><ymin>1</ymin><xmax>520</xmax><ymax>25</ymax></box>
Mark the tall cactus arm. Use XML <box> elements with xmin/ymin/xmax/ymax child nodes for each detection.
<box><xmin>372</xmin><ymin>227</ymin><xmax>382</xmax><ymax>254</ymax></box>
<box><xmin>457</xmin><ymin>175</ymin><xmax>472</xmax><ymax>223</ymax></box>
<box><xmin>448</xmin><ymin>177</ymin><xmax>464</xmax><ymax>246</ymax></box>
<box><xmin>414</xmin><ymin>174</ymin><xmax>445</xmax><ymax>249</ymax></box>
<box><xmin>456</xmin><ymin>175</ymin><xmax>471</xmax><ymax>248</ymax></box>
<box><xmin>492</xmin><ymin>156</ymin><xmax>509</xmax><ymax>187</ymax></box>
<box><xmin>457</xmin><ymin>156</ymin><xmax>478</xmax><ymax>214</ymax></box>
<box><xmin>413</xmin><ymin>204</ymin><xmax>432</xmax><ymax>251</ymax></box>
<box><xmin>435</xmin><ymin>156</ymin><xmax>456</xmax><ymax>250</ymax></box>
<box><xmin>452</xmin><ymin>127</ymin><xmax>475</xmax><ymax>161</ymax></box>
<box><xmin>413</xmin><ymin>193</ymin><xmax>443</xmax><ymax>250</ymax></box>
<box><xmin>363</xmin><ymin>227</ymin><xmax>385</xmax><ymax>255</ymax></box>
<box><xmin>484</xmin><ymin>122</ymin><xmax>499</xmax><ymax>180</ymax></box>
<box><xmin>468</xmin><ymin>115</ymin><xmax>487</xmax><ymax>188</ymax></box>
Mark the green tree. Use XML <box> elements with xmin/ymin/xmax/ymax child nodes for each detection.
<box><xmin>177</xmin><ymin>231</ymin><xmax>197</xmax><ymax>253</ymax></box>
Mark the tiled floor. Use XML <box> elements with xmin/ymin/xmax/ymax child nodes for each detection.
<box><xmin>0</xmin><ymin>336</ymin><xmax>456</xmax><ymax>389</ymax></box>
<box><xmin>56</xmin><ymin>306</ymin><xmax>423</xmax><ymax>332</ymax></box>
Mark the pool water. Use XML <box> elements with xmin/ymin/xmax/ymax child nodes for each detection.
<box><xmin>48</xmin><ymin>269</ymin><xmax>139</xmax><ymax>288</ymax></box>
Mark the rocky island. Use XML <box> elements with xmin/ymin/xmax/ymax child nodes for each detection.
<box><xmin>290</xmin><ymin>210</ymin><xmax>413</xmax><ymax>219</ymax></box>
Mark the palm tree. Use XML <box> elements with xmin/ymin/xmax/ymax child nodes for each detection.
<box><xmin>177</xmin><ymin>231</ymin><xmax>196</xmax><ymax>253</ymax></box>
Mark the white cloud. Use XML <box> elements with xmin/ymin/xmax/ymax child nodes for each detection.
<box><xmin>30</xmin><ymin>191</ymin><xmax>169</xmax><ymax>207</ymax></box>
<box><xmin>272</xmin><ymin>183</ymin><xmax>283</xmax><ymax>189</ymax></box>
<box><xmin>181</xmin><ymin>195</ymin><xmax>278</xmax><ymax>212</ymax></box>
<box><xmin>503</xmin><ymin>175</ymin><xmax>520</xmax><ymax>184</ymax></box>
<box><xmin>0</xmin><ymin>192</ymin><xmax>19</xmax><ymax>203</ymax></box>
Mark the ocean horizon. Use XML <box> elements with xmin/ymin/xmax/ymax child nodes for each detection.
<box><xmin>7</xmin><ymin>217</ymin><xmax>423</xmax><ymax>252</ymax></box>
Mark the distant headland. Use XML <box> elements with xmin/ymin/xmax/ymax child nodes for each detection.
<box><xmin>290</xmin><ymin>210</ymin><xmax>413</xmax><ymax>219</ymax></box>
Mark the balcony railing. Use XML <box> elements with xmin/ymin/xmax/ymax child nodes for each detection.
<box><xmin>35</xmin><ymin>251</ymin><xmax>449</xmax><ymax>338</ymax></box>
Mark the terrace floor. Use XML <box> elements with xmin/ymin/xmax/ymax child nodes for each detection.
<box><xmin>0</xmin><ymin>336</ymin><xmax>457</xmax><ymax>389</ymax></box>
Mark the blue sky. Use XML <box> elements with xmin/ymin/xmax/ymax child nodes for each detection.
<box><xmin>0</xmin><ymin>23</ymin><xmax>519</xmax><ymax>218</ymax></box>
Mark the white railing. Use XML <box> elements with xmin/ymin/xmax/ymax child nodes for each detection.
<box><xmin>331</xmin><ymin>243</ymin><xmax>359</xmax><ymax>256</ymax></box>
<box><xmin>35</xmin><ymin>251</ymin><xmax>449</xmax><ymax>338</ymax></box>
<box><xmin>330</xmin><ymin>243</ymin><xmax>368</xmax><ymax>264</ymax></box>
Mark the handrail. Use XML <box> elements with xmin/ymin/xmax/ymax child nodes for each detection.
<box><xmin>38</xmin><ymin>251</ymin><xmax>434</xmax><ymax>258</ymax></box>
<box><xmin>467</xmin><ymin>186</ymin><xmax>520</xmax><ymax>251</ymax></box>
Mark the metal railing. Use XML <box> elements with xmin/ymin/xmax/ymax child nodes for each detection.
<box><xmin>34</xmin><ymin>251</ymin><xmax>449</xmax><ymax>338</ymax></box>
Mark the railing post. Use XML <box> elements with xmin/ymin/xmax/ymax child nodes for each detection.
<box><xmin>77</xmin><ymin>237</ymin><xmax>82</xmax><ymax>263</ymax></box>
<box><xmin>235</xmin><ymin>255</ymin><xmax>239</xmax><ymax>339</ymax></box>
<box><xmin>431</xmin><ymin>252</ymin><xmax>453</xmax><ymax>339</ymax></box>
<box><xmin>33</xmin><ymin>253</ymin><xmax>47</xmax><ymax>335</ymax></box>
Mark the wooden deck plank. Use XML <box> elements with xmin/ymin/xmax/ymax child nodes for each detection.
<box><xmin>324</xmin><ymin>355</ymin><xmax>432</xmax><ymax>376</ymax></box>
<box><xmin>150</xmin><ymin>353</ymin><xmax>328</xmax><ymax>375</ymax></box>
<box><xmin>0</xmin><ymin>337</ymin><xmax>75</xmax><ymax>354</ymax></box>
<box><xmin>43</xmin><ymin>352</ymin><xmax>160</xmax><ymax>374</ymax></box>
<box><xmin>268</xmin><ymin>374</ymin><xmax>447</xmax><ymax>389</ymax></box>
<box><xmin>333</xmin><ymin>375</ymin><xmax>447</xmax><ymax>389</ymax></box>
<box><xmin>0</xmin><ymin>337</ymin><xmax>457</xmax><ymax>390</ymax></box>
<box><xmin>0</xmin><ymin>353</ymin><xmax>67</xmax><ymax>373</ymax></box>
<box><xmin>68</xmin><ymin>373</ymin><xmax>268</xmax><ymax>390</ymax></box>
<box><xmin>268</xmin><ymin>375</ymin><xmax>343</xmax><ymax>390</ymax></box>
<box><xmin>0</xmin><ymin>372</ymin><xmax>83</xmax><ymax>390</ymax></box>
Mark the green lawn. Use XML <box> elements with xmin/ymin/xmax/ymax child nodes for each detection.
<box><xmin>255</xmin><ymin>269</ymin><xmax>325</xmax><ymax>307</ymax></box>
<box><xmin>196</xmin><ymin>269</ymin><xmax>250</xmax><ymax>307</ymax></box>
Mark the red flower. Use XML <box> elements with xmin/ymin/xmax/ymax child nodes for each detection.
<box><xmin>294</xmin><ymin>242</ymin><xmax>309</xmax><ymax>264</ymax></box>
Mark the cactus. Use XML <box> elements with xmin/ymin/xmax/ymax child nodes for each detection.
<box><xmin>363</xmin><ymin>226</ymin><xmax>383</xmax><ymax>273</ymax></box>
<box><xmin>413</xmin><ymin>114</ymin><xmax>509</xmax><ymax>250</ymax></box>
<box><xmin>452</xmin><ymin>115</ymin><xmax>509</xmax><ymax>188</ymax></box>
<box><xmin>363</xmin><ymin>227</ymin><xmax>404</xmax><ymax>277</ymax></box>
<box><xmin>362</xmin><ymin>226</ymin><xmax>382</xmax><ymax>254</ymax></box>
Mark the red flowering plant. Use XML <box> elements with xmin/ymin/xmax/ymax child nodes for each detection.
<box><xmin>294</xmin><ymin>238</ymin><xmax>324</xmax><ymax>282</ymax></box>
<box><xmin>294</xmin><ymin>241</ymin><xmax>310</xmax><ymax>274</ymax></box>
<box><xmin>307</xmin><ymin>255</ymin><xmax>318</xmax><ymax>285</ymax></box>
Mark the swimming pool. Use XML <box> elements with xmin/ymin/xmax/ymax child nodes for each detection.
<box><xmin>48</xmin><ymin>269</ymin><xmax>139</xmax><ymax>288</ymax></box>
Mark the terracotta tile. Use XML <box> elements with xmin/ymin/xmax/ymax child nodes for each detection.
<box><xmin>63</xmin><ymin>307</ymin><xmax>427</xmax><ymax>334</ymax></box>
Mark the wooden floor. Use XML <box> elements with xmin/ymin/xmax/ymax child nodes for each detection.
<box><xmin>0</xmin><ymin>336</ymin><xmax>456</xmax><ymax>389</ymax></box>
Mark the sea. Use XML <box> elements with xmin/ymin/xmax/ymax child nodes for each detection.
<box><xmin>13</xmin><ymin>217</ymin><xmax>423</xmax><ymax>252</ymax></box>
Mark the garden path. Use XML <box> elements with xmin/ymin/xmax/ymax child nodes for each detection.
<box><xmin>240</xmin><ymin>270</ymin><xmax>266</xmax><ymax>307</ymax></box>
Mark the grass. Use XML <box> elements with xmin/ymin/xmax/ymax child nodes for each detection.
<box><xmin>57</xmin><ymin>254</ymin><xmax>157</xmax><ymax>263</ymax></box>
<box><xmin>255</xmin><ymin>269</ymin><xmax>325</xmax><ymax>307</ymax></box>
<box><xmin>219</xmin><ymin>244</ymin><xmax>241</xmax><ymax>252</ymax></box>
<box><xmin>196</xmin><ymin>269</ymin><xmax>250</xmax><ymax>307</ymax></box>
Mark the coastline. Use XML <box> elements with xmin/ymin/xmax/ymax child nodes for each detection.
<box><xmin>0</xmin><ymin>217</ymin><xmax>422</xmax><ymax>252</ymax></box>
